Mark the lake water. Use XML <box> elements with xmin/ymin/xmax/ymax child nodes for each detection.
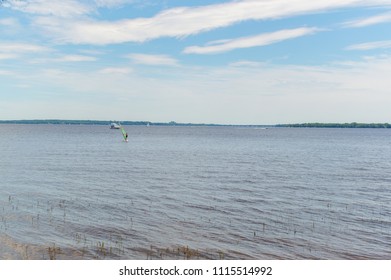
<box><xmin>1</xmin><ymin>124</ymin><xmax>390</xmax><ymax>259</ymax></box>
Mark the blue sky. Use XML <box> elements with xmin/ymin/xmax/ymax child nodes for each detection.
<box><xmin>1</xmin><ymin>0</ymin><xmax>391</xmax><ymax>124</ymax></box>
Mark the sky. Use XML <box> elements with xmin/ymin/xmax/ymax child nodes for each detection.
<box><xmin>1</xmin><ymin>0</ymin><xmax>391</xmax><ymax>125</ymax></box>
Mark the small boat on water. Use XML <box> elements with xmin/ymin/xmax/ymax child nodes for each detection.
<box><xmin>110</xmin><ymin>122</ymin><xmax>120</xmax><ymax>129</ymax></box>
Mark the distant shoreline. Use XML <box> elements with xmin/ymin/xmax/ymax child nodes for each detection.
<box><xmin>276</xmin><ymin>122</ymin><xmax>391</xmax><ymax>129</ymax></box>
<box><xmin>0</xmin><ymin>119</ymin><xmax>389</xmax><ymax>128</ymax></box>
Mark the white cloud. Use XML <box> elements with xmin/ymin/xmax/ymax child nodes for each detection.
<box><xmin>0</xmin><ymin>17</ymin><xmax>22</xmax><ymax>35</ymax></box>
<box><xmin>28</xmin><ymin>0</ymin><xmax>391</xmax><ymax>45</ymax></box>
<box><xmin>99</xmin><ymin>67</ymin><xmax>133</xmax><ymax>74</ymax></box>
<box><xmin>0</xmin><ymin>42</ymin><xmax>50</xmax><ymax>53</ymax></box>
<box><xmin>0</xmin><ymin>70</ymin><xmax>13</xmax><ymax>75</ymax></box>
<box><xmin>127</xmin><ymin>53</ymin><xmax>179</xmax><ymax>66</ymax></box>
<box><xmin>5</xmin><ymin>54</ymin><xmax>390</xmax><ymax>124</ymax></box>
<box><xmin>343</xmin><ymin>11</ymin><xmax>391</xmax><ymax>27</ymax></box>
<box><xmin>0</xmin><ymin>42</ymin><xmax>51</xmax><ymax>60</ymax></box>
<box><xmin>94</xmin><ymin>0</ymin><xmax>136</xmax><ymax>8</ymax></box>
<box><xmin>6</xmin><ymin>0</ymin><xmax>93</xmax><ymax>18</ymax></box>
<box><xmin>0</xmin><ymin>17</ymin><xmax>19</xmax><ymax>27</ymax></box>
<box><xmin>229</xmin><ymin>60</ymin><xmax>265</xmax><ymax>68</ymax></box>
<box><xmin>3</xmin><ymin>0</ymin><xmax>139</xmax><ymax>17</ymax></box>
<box><xmin>53</xmin><ymin>55</ymin><xmax>97</xmax><ymax>62</ymax></box>
<box><xmin>0</xmin><ymin>53</ymin><xmax>18</xmax><ymax>60</ymax></box>
<box><xmin>183</xmin><ymin>27</ymin><xmax>320</xmax><ymax>54</ymax></box>
<box><xmin>3</xmin><ymin>1</ymin><xmax>391</xmax><ymax>123</ymax></box>
<box><xmin>346</xmin><ymin>40</ymin><xmax>391</xmax><ymax>50</ymax></box>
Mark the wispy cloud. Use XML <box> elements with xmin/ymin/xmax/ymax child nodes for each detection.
<box><xmin>346</xmin><ymin>40</ymin><xmax>391</xmax><ymax>50</ymax></box>
<box><xmin>343</xmin><ymin>11</ymin><xmax>391</xmax><ymax>27</ymax></box>
<box><xmin>94</xmin><ymin>0</ymin><xmax>136</xmax><ymax>8</ymax></box>
<box><xmin>0</xmin><ymin>70</ymin><xmax>14</xmax><ymax>75</ymax></box>
<box><xmin>4</xmin><ymin>0</ymin><xmax>140</xmax><ymax>16</ymax></box>
<box><xmin>3</xmin><ymin>44</ymin><xmax>391</xmax><ymax>123</ymax></box>
<box><xmin>0</xmin><ymin>17</ymin><xmax>19</xmax><ymax>27</ymax></box>
<box><xmin>0</xmin><ymin>42</ymin><xmax>51</xmax><ymax>60</ymax></box>
<box><xmin>229</xmin><ymin>60</ymin><xmax>265</xmax><ymax>68</ymax></box>
<box><xmin>183</xmin><ymin>27</ymin><xmax>320</xmax><ymax>54</ymax></box>
<box><xmin>0</xmin><ymin>42</ymin><xmax>50</xmax><ymax>53</ymax></box>
<box><xmin>53</xmin><ymin>55</ymin><xmax>97</xmax><ymax>62</ymax></box>
<box><xmin>0</xmin><ymin>53</ymin><xmax>18</xmax><ymax>60</ymax></box>
<box><xmin>99</xmin><ymin>67</ymin><xmax>133</xmax><ymax>74</ymax></box>
<box><xmin>29</xmin><ymin>54</ymin><xmax>99</xmax><ymax>64</ymax></box>
<box><xmin>6</xmin><ymin>0</ymin><xmax>93</xmax><ymax>18</ymax></box>
<box><xmin>10</xmin><ymin>54</ymin><xmax>391</xmax><ymax>123</ymax></box>
<box><xmin>127</xmin><ymin>53</ymin><xmax>179</xmax><ymax>66</ymax></box>
<box><xmin>25</xmin><ymin>0</ymin><xmax>391</xmax><ymax>45</ymax></box>
<box><xmin>0</xmin><ymin>42</ymin><xmax>52</xmax><ymax>60</ymax></box>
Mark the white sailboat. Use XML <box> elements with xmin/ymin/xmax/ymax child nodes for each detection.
<box><xmin>110</xmin><ymin>122</ymin><xmax>120</xmax><ymax>129</ymax></box>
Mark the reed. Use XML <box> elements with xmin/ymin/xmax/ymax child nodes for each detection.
<box><xmin>47</xmin><ymin>244</ymin><xmax>61</xmax><ymax>260</ymax></box>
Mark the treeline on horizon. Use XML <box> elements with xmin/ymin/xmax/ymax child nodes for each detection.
<box><xmin>0</xmin><ymin>120</ymin><xmax>390</xmax><ymax>128</ymax></box>
<box><xmin>277</xmin><ymin>122</ymin><xmax>390</xmax><ymax>128</ymax></box>
<box><xmin>0</xmin><ymin>119</ymin><xmax>223</xmax><ymax>126</ymax></box>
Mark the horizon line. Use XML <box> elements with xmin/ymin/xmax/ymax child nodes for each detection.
<box><xmin>0</xmin><ymin>119</ymin><xmax>390</xmax><ymax>128</ymax></box>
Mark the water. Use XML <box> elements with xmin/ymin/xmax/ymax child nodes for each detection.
<box><xmin>1</xmin><ymin>124</ymin><xmax>390</xmax><ymax>259</ymax></box>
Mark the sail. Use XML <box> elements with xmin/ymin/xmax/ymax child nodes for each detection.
<box><xmin>120</xmin><ymin>127</ymin><xmax>127</xmax><ymax>141</ymax></box>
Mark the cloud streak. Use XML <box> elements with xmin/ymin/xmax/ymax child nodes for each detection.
<box><xmin>53</xmin><ymin>55</ymin><xmax>97</xmax><ymax>62</ymax></box>
<box><xmin>0</xmin><ymin>70</ymin><xmax>14</xmax><ymax>75</ymax></box>
<box><xmin>25</xmin><ymin>0</ymin><xmax>391</xmax><ymax>45</ymax></box>
<box><xmin>0</xmin><ymin>42</ymin><xmax>51</xmax><ymax>59</ymax></box>
<box><xmin>0</xmin><ymin>42</ymin><xmax>50</xmax><ymax>53</ymax></box>
<box><xmin>183</xmin><ymin>27</ymin><xmax>320</xmax><ymax>54</ymax></box>
<box><xmin>0</xmin><ymin>17</ymin><xmax>19</xmax><ymax>27</ymax></box>
<box><xmin>99</xmin><ymin>67</ymin><xmax>133</xmax><ymax>74</ymax></box>
<box><xmin>127</xmin><ymin>53</ymin><xmax>179</xmax><ymax>66</ymax></box>
<box><xmin>343</xmin><ymin>11</ymin><xmax>391</xmax><ymax>27</ymax></box>
<box><xmin>94</xmin><ymin>0</ymin><xmax>136</xmax><ymax>8</ymax></box>
<box><xmin>0</xmin><ymin>53</ymin><xmax>18</xmax><ymax>60</ymax></box>
<box><xmin>346</xmin><ymin>40</ymin><xmax>391</xmax><ymax>50</ymax></box>
<box><xmin>6</xmin><ymin>0</ymin><xmax>93</xmax><ymax>18</ymax></box>
<box><xmin>0</xmin><ymin>42</ymin><xmax>52</xmax><ymax>60</ymax></box>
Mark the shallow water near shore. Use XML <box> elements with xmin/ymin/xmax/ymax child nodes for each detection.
<box><xmin>1</xmin><ymin>124</ymin><xmax>390</xmax><ymax>259</ymax></box>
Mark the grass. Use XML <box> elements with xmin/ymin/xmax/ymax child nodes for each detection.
<box><xmin>2</xmin><ymin>192</ymin><xmax>391</xmax><ymax>260</ymax></box>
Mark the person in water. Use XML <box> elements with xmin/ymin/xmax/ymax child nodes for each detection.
<box><xmin>125</xmin><ymin>132</ymin><xmax>128</xmax><ymax>141</ymax></box>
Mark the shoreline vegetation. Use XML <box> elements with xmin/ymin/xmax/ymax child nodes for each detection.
<box><xmin>0</xmin><ymin>119</ymin><xmax>390</xmax><ymax>128</ymax></box>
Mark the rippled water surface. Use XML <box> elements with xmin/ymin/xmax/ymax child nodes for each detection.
<box><xmin>1</xmin><ymin>124</ymin><xmax>390</xmax><ymax>259</ymax></box>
